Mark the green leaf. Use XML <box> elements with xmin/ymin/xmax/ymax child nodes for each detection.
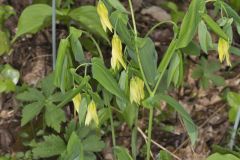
<box><xmin>78</xmin><ymin>97</ymin><xmax>88</xmax><ymax>125</ymax></box>
<box><xmin>221</xmin><ymin>2</ymin><xmax>240</xmax><ymax>25</ymax></box>
<box><xmin>122</xmin><ymin>103</ymin><xmax>137</xmax><ymax>127</ymax></box>
<box><xmin>114</xmin><ymin>146</ymin><xmax>133</xmax><ymax>160</ymax></box>
<box><xmin>110</xmin><ymin>11</ymin><xmax>133</xmax><ymax>47</ymax></box>
<box><xmin>143</xmin><ymin>94</ymin><xmax>198</xmax><ymax>145</ymax></box>
<box><xmin>198</xmin><ymin>20</ymin><xmax>213</xmax><ymax>53</ymax></box>
<box><xmin>69</xmin><ymin>6</ymin><xmax>108</xmax><ymax>41</ymax></box>
<box><xmin>156</xmin><ymin>40</ymin><xmax>177</xmax><ymax>90</ymax></box>
<box><xmin>82</xmin><ymin>135</ymin><xmax>105</xmax><ymax>152</ymax></box>
<box><xmin>182</xmin><ymin>41</ymin><xmax>200</xmax><ymax>56</ymax></box>
<box><xmin>1</xmin><ymin>64</ymin><xmax>20</xmax><ymax>84</ymax></box>
<box><xmin>92</xmin><ymin>58</ymin><xmax>127</xmax><ymax>102</ymax></box>
<box><xmin>13</xmin><ymin>4</ymin><xmax>52</xmax><ymax>42</ymax></box>
<box><xmin>116</xmin><ymin>70</ymin><xmax>128</xmax><ymax>110</ymax></box>
<box><xmin>69</xmin><ymin>27</ymin><xmax>85</xmax><ymax>63</ymax></box>
<box><xmin>158</xmin><ymin>150</ymin><xmax>172</xmax><ymax>160</ymax></box>
<box><xmin>0</xmin><ymin>78</ymin><xmax>15</xmax><ymax>93</ymax></box>
<box><xmin>54</xmin><ymin>39</ymin><xmax>73</xmax><ymax>92</ymax></box>
<box><xmin>21</xmin><ymin>102</ymin><xmax>44</xmax><ymax>126</ymax></box>
<box><xmin>61</xmin><ymin>132</ymin><xmax>84</xmax><ymax>160</ymax></box>
<box><xmin>32</xmin><ymin>135</ymin><xmax>66</xmax><ymax>158</ymax></box>
<box><xmin>227</xmin><ymin>92</ymin><xmax>240</xmax><ymax>107</ymax></box>
<box><xmin>17</xmin><ymin>88</ymin><xmax>45</xmax><ymax>102</ymax></box>
<box><xmin>0</xmin><ymin>5</ymin><xmax>15</xmax><ymax>25</ymax></box>
<box><xmin>137</xmin><ymin>38</ymin><xmax>158</xmax><ymax>86</ymax></box>
<box><xmin>192</xmin><ymin>66</ymin><xmax>203</xmax><ymax>79</ymax></box>
<box><xmin>202</xmin><ymin>14</ymin><xmax>228</xmax><ymax>41</ymax></box>
<box><xmin>167</xmin><ymin>52</ymin><xmax>180</xmax><ymax>87</ymax></box>
<box><xmin>208</xmin><ymin>75</ymin><xmax>225</xmax><ymax>86</ymax></box>
<box><xmin>227</xmin><ymin>92</ymin><xmax>240</xmax><ymax>122</ymax></box>
<box><xmin>105</xmin><ymin>0</ymin><xmax>127</xmax><ymax>13</ymax></box>
<box><xmin>0</xmin><ymin>30</ymin><xmax>10</xmax><ymax>55</ymax></box>
<box><xmin>41</xmin><ymin>73</ymin><xmax>56</xmax><ymax>97</ymax></box>
<box><xmin>45</xmin><ymin>103</ymin><xmax>66</xmax><ymax>133</ymax></box>
<box><xmin>176</xmin><ymin>0</ymin><xmax>205</xmax><ymax>48</ymax></box>
<box><xmin>128</xmin><ymin>38</ymin><xmax>158</xmax><ymax>86</ymax></box>
<box><xmin>207</xmin><ymin>153</ymin><xmax>240</xmax><ymax>160</ymax></box>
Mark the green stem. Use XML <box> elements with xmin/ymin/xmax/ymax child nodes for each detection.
<box><xmin>128</xmin><ymin>1</ymin><xmax>154</xmax><ymax>159</ymax></box>
<box><xmin>128</xmin><ymin>0</ymin><xmax>152</xmax><ymax>94</ymax></box>
<box><xmin>131</xmin><ymin>106</ymin><xmax>139</xmax><ymax>160</ymax></box>
<box><xmin>128</xmin><ymin>0</ymin><xmax>137</xmax><ymax>35</ymax></box>
<box><xmin>108</xmin><ymin>105</ymin><xmax>117</xmax><ymax>159</ymax></box>
<box><xmin>82</xmin><ymin>31</ymin><xmax>104</xmax><ymax>60</ymax></box>
<box><xmin>145</xmin><ymin>21</ymin><xmax>177</xmax><ymax>38</ymax></box>
<box><xmin>146</xmin><ymin>108</ymin><xmax>154</xmax><ymax>160</ymax></box>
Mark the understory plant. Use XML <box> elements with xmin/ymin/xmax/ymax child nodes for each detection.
<box><xmin>6</xmin><ymin>0</ymin><xmax>240</xmax><ymax>159</ymax></box>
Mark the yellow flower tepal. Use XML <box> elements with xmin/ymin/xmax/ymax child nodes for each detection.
<box><xmin>111</xmin><ymin>34</ymin><xmax>126</xmax><ymax>70</ymax></box>
<box><xmin>218</xmin><ymin>38</ymin><xmax>231</xmax><ymax>66</ymax></box>
<box><xmin>130</xmin><ymin>76</ymin><xmax>145</xmax><ymax>105</ymax></box>
<box><xmin>85</xmin><ymin>100</ymin><xmax>99</xmax><ymax>126</ymax></box>
<box><xmin>72</xmin><ymin>94</ymin><xmax>81</xmax><ymax>113</ymax></box>
<box><xmin>97</xmin><ymin>1</ymin><xmax>112</xmax><ymax>32</ymax></box>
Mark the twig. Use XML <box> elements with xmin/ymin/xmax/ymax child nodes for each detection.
<box><xmin>137</xmin><ymin>127</ymin><xmax>182</xmax><ymax>160</ymax></box>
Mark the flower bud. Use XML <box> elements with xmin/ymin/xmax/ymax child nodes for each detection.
<box><xmin>130</xmin><ymin>76</ymin><xmax>145</xmax><ymax>105</ymax></box>
<box><xmin>218</xmin><ymin>38</ymin><xmax>231</xmax><ymax>66</ymax></box>
<box><xmin>85</xmin><ymin>100</ymin><xmax>99</xmax><ymax>126</ymax></box>
<box><xmin>111</xmin><ymin>33</ymin><xmax>126</xmax><ymax>70</ymax></box>
<box><xmin>97</xmin><ymin>1</ymin><xmax>112</xmax><ymax>32</ymax></box>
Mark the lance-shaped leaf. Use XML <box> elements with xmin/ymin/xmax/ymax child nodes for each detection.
<box><xmin>143</xmin><ymin>94</ymin><xmax>198</xmax><ymax>145</ymax></box>
<box><xmin>92</xmin><ymin>58</ymin><xmax>128</xmax><ymax>102</ymax></box>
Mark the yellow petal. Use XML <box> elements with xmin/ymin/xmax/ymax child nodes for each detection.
<box><xmin>111</xmin><ymin>34</ymin><xmax>126</xmax><ymax>70</ymax></box>
<box><xmin>72</xmin><ymin>94</ymin><xmax>81</xmax><ymax>113</ymax></box>
<box><xmin>130</xmin><ymin>77</ymin><xmax>145</xmax><ymax>105</ymax></box>
<box><xmin>218</xmin><ymin>38</ymin><xmax>231</xmax><ymax>66</ymax></box>
<box><xmin>85</xmin><ymin>100</ymin><xmax>99</xmax><ymax>126</ymax></box>
<box><xmin>97</xmin><ymin>1</ymin><xmax>112</xmax><ymax>32</ymax></box>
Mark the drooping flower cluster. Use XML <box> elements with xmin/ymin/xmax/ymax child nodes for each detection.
<box><xmin>130</xmin><ymin>76</ymin><xmax>145</xmax><ymax>105</ymax></box>
<box><xmin>111</xmin><ymin>33</ymin><xmax>126</xmax><ymax>70</ymax></box>
<box><xmin>85</xmin><ymin>100</ymin><xmax>99</xmax><ymax>126</ymax></box>
<box><xmin>72</xmin><ymin>93</ymin><xmax>81</xmax><ymax>113</ymax></box>
<box><xmin>72</xmin><ymin>95</ymin><xmax>99</xmax><ymax>126</ymax></box>
<box><xmin>97</xmin><ymin>1</ymin><xmax>126</xmax><ymax>71</ymax></box>
<box><xmin>218</xmin><ymin>38</ymin><xmax>231</xmax><ymax>66</ymax></box>
<box><xmin>97</xmin><ymin>1</ymin><xmax>112</xmax><ymax>32</ymax></box>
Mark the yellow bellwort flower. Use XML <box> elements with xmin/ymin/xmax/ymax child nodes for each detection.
<box><xmin>218</xmin><ymin>38</ymin><xmax>231</xmax><ymax>66</ymax></box>
<box><xmin>130</xmin><ymin>76</ymin><xmax>145</xmax><ymax>105</ymax></box>
<box><xmin>97</xmin><ymin>1</ymin><xmax>113</xmax><ymax>32</ymax></box>
<box><xmin>72</xmin><ymin>94</ymin><xmax>81</xmax><ymax>113</ymax></box>
<box><xmin>111</xmin><ymin>33</ymin><xmax>126</xmax><ymax>70</ymax></box>
<box><xmin>85</xmin><ymin>100</ymin><xmax>99</xmax><ymax>126</ymax></box>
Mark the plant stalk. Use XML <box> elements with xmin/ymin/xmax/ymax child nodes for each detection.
<box><xmin>128</xmin><ymin>1</ymin><xmax>155</xmax><ymax>159</ymax></box>
<box><xmin>131</xmin><ymin>106</ymin><xmax>139</xmax><ymax>160</ymax></box>
<box><xmin>147</xmin><ymin>107</ymin><xmax>154</xmax><ymax>160</ymax></box>
<box><xmin>108</xmin><ymin>105</ymin><xmax>117</xmax><ymax>159</ymax></box>
<box><xmin>128</xmin><ymin>0</ymin><xmax>152</xmax><ymax>94</ymax></box>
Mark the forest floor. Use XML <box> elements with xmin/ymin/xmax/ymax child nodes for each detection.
<box><xmin>1</xmin><ymin>0</ymin><xmax>240</xmax><ymax>159</ymax></box>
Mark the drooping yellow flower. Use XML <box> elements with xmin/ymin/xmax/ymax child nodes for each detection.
<box><xmin>111</xmin><ymin>33</ymin><xmax>126</xmax><ymax>70</ymax></box>
<box><xmin>218</xmin><ymin>38</ymin><xmax>231</xmax><ymax>66</ymax></box>
<box><xmin>130</xmin><ymin>76</ymin><xmax>145</xmax><ymax>105</ymax></box>
<box><xmin>72</xmin><ymin>94</ymin><xmax>81</xmax><ymax>113</ymax></box>
<box><xmin>97</xmin><ymin>1</ymin><xmax>112</xmax><ymax>32</ymax></box>
<box><xmin>85</xmin><ymin>100</ymin><xmax>99</xmax><ymax>126</ymax></box>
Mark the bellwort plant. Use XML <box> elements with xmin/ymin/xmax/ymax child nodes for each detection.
<box><xmin>11</xmin><ymin>0</ymin><xmax>240</xmax><ymax>159</ymax></box>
